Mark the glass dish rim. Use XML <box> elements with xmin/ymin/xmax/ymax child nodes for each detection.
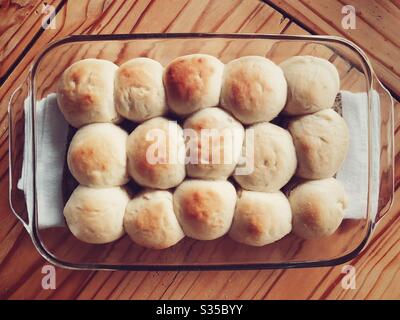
<box><xmin>29</xmin><ymin>32</ymin><xmax>376</xmax><ymax>271</ymax></box>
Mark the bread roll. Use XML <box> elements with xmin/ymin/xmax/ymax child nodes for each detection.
<box><xmin>64</xmin><ymin>185</ymin><xmax>130</xmax><ymax>244</ymax></box>
<box><xmin>67</xmin><ymin>123</ymin><xmax>129</xmax><ymax>187</ymax></box>
<box><xmin>288</xmin><ymin>109</ymin><xmax>349</xmax><ymax>179</ymax></box>
<box><xmin>127</xmin><ymin>117</ymin><xmax>186</xmax><ymax>189</ymax></box>
<box><xmin>234</xmin><ymin>122</ymin><xmax>297</xmax><ymax>192</ymax></box>
<box><xmin>183</xmin><ymin>107</ymin><xmax>244</xmax><ymax>180</ymax></box>
<box><xmin>288</xmin><ymin>178</ymin><xmax>347</xmax><ymax>239</ymax></box>
<box><xmin>280</xmin><ymin>55</ymin><xmax>340</xmax><ymax>115</ymax></box>
<box><xmin>229</xmin><ymin>190</ymin><xmax>292</xmax><ymax>246</ymax></box>
<box><xmin>163</xmin><ymin>54</ymin><xmax>224</xmax><ymax>116</ymax></box>
<box><xmin>124</xmin><ymin>190</ymin><xmax>184</xmax><ymax>249</ymax></box>
<box><xmin>114</xmin><ymin>58</ymin><xmax>167</xmax><ymax>122</ymax></box>
<box><xmin>220</xmin><ymin>56</ymin><xmax>287</xmax><ymax>124</ymax></box>
<box><xmin>57</xmin><ymin>58</ymin><xmax>120</xmax><ymax>128</ymax></box>
<box><xmin>173</xmin><ymin>179</ymin><xmax>237</xmax><ymax>240</ymax></box>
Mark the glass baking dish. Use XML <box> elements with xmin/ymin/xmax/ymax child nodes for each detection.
<box><xmin>8</xmin><ymin>33</ymin><xmax>394</xmax><ymax>271</ymax></box>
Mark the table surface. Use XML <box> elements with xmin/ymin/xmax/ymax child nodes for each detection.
<box><xmin>0</xmin><ymin>0</ymin><xmax>399</xmax><ymax>300</ymax></box>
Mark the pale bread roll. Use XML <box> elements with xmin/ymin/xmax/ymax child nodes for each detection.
<box><xmin>280</xmin><ymin>55</ymin><xmax>340</xmax><ymax>115</ymax></box>
<box><xmin>57</xmin><ymin>58</ymin><xmax>120</xmax><ymax>128</ymax></box>
<box><xmin>234</xmin><ymin>122</ymin><xmax>297</xmax><ymax>192</ymax></box>
<box><xmin>288</xmin><ymin>109</ymin><xmax>349</xmax><ymax>179</ymax></box>
<box><xmin>220</xmin><ymin>56</ymin><xmax>287</xmax><ymax>124</ymax></box>
<box><xmin>114</xmin><ymin>58</ymin><xmax>167</xmax><ymax>122</ymax></box>
<box><xmin>64</xmin><ymin>185</ymin><xmax>130</xmax><ymax>244</ymax></box>
<box><xmin>288</xmin><ymin>178</ymin><xmax>348</xmax><ymax>239</ymax></box>
<box><xmin>127</xmin><ymin>117</ymin><xmax>186</xmax><ymax>189</ymax></box>
<box><xmin>163</xmin><ymin>54</ymin><xmax>224</xmax><ymax>116</ymax></box>
<box><xmin>173</xmin><ymin>179</ymin><xmax>237</xmax><ymax>240</ymax></box>
<box><xmin>67</xmin><ymin>123</ymin><xmax>129</xmax><ymax>187</ymax></box>
<box><xmin>229</xmin><ymin>190</ymin><xmax>292</xmax><ymax>246</ymax></box>
<box><xmin>183</xmin><ymin>107</ymin><xmax>244</xmax><ymax>180</ymax></box>
<box><xmin>123</xmin><ymin>190</ymin><xmax>184</xmax><ymax>249</ymax></box>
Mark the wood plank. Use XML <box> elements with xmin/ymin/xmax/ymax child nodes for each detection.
<box><xmin>268</xmin><ymin>0</ymin><xmax>400</xmax><ymax>98</ymax></box>
<box><xmin>0</xmin><ymin>0</ymin><xmax>399</xmax><ymax>300</ymax></box>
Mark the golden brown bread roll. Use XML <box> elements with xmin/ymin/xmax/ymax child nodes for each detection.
<box><xmin>126</xmin><ymin>117</ymin><xmax>186</xmax><ymax>189</ymax></box>
<box><xmin>67</xmin><ymin>123</ymin><xmax>129</xmax><ymax>188</ymax></box>
<box><xmin>123</xmin><ymin>190</ymin><xmax>184</xmax><ymax>249</ymax></box>
<box><xmin>220</xmin><ymin>56</ymin><xmax>287</xmax><ymax>124</ymax></box>
<box><xmin>173</xmin><ymin>179</ymin><xmax>237</xmax><ymax>240</ymax></box>
<box><xmin>229</xmin><ymin>190</ymin><xmax>292</xmax><ymax>246</ymax></box>
<box><xmin>114</xmin><ymin>58</ymin><xmax>167</xmax><ymax>122</ymax></box>
<box><xmin>57</xmin><ymin>58</ymin><xmax>120</xmax><ymax>128</ymax></box>
<box><xmin>163</xmin><ymin>54</ymin><xmax>224</xmax><ymax>116</ymax></box>
<box><xmin>183</xmin><ymin>107</ymin><xmax>244</xmax><ymax>180</ymax></box>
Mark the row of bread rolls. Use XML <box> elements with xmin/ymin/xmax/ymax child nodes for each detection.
<box><xmin>282</xmin><ymin>57</ymin><xmax>348</xmax><ymax>239</ymax></box>
<box><xmin>66</xmin><ymin>113</ymin><xmax>239</xmax><ymax>189</ymax></box>
<box><xmin>57</xmin><ymin>54</ymin><xmax>339</xmax><ymax>127</ymax></box>
<box><xmin>64</xmin><ymin>177</ymin><xmax>347</xmax><ymax>247</ymax></box>
<box><xmin>63</xmin><ymin>181</ymin><xmax>285</xmax><ymax>247</ymax></box>
<box><xmin>59</xmin><ymin>54</ymin><xmax>349</xmax><ymax>249</ymax></box>
<box><xmin>282</xmin><ymin>56</ymin><xmax>348</xmax><ymax>239</ymax></box>
<box><xmin>66</xmin><ymin>109</ymin><xmax>349</xmax><ymax>192</ymax></box>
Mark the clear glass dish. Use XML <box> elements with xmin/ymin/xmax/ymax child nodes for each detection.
<box><xmin>8</xmin><ymin>33</ymin><xmax>394</xmax><ymax>270</ymax></box>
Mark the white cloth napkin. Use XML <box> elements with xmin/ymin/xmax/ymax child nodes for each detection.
<box><xmin>336</xmin><ymin>91</ymin><xmax>380</xmax><ymax>220</ymax></box>
<box><xmin>18</xmin><ymin>91</ymin><xmax>380</xmax><ymax>228</ymax></box>
<box><xmin>18</xmin><ymin>93</ymin><xmax>68</xmax><ymax>228</ymax></box>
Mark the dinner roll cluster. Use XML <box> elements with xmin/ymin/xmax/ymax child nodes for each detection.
<box><xmin>59</xmin><ymin>54</ymin><xmax>349</xmax><ymax>248</ymax></box>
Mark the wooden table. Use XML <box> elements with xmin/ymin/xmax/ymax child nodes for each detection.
<box><xmin>0</xmin><ymin>0</ymin><xmax>399</xmax><ymax>300</ymax></box>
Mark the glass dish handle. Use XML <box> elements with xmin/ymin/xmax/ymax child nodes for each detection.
<box><xmin>373</xmin><ymin>73</ymin><xmax>395</xmax><ymax>226</ymax></box>
<box><xmin>8</xmin><ymin>76</ymin><xmax>32</xmax><ymax>233</ymax></box>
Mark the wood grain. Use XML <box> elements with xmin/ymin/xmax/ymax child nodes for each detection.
<box><xmin>268</xmin><ymin>0</ymin><xmax>400</xmax><ymax>98</ymax></box>
<box><xmin>0</xmin><ymin>0</ymin><xmax>399</xmax><ymax>300</ymax></box>
<box><xmin>0</xmin><ymin>0</ymin><xmax>64</xmax><ymax>83</ymax></box>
